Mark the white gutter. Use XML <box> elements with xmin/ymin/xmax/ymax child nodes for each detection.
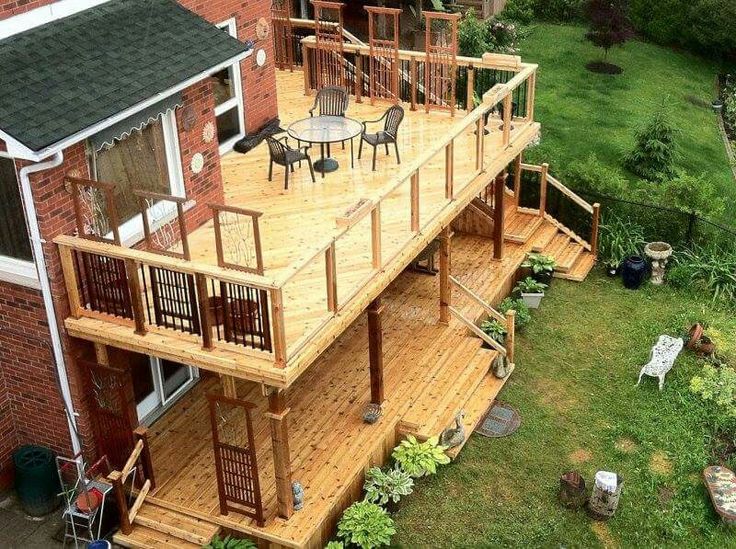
<box><xmin>18</xmin><ymin>152</ymin><xmax>82</xmax><ymax>455</ymax></box>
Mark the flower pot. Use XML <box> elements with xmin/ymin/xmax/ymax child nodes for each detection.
<box><xmin>644</xmin><ymin>242</ymin><xmax>673</xmax><ymax>285</ymax></box>
<box><xmin>712</xmin><ymin>99</ymin><xmax>724</xmax><ymax>112</ymax></box>
<box><xmin>621</xmin><ymin>256</ymin><xmax>648</xmax><ymax>289</ymax></box>
<box><xmin>521</xmin><ymin>292</ymin><xmax>544</xmax><ymax>309</ymax></box>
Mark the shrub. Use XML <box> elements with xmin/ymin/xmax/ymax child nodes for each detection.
<box><xmin>392</xmin><ymin>435</ymin><xmax>450</xmax><ymax>478</ymax></box>
<box><xmin>515</xmin><ymin>276</ymin><xmax>548</xmax><ymax>294</ymax></box>
<box><xmin>498</xmin><ymin>297</ymin><xmax>531</xmax><ymax>329</ymax></box>
<box><xmin>535</xmin><ymin>0</ymin><xmax>585</xmax><ymax>21</ymax></box>
<box><xmin>363</xmin><ymin>466</ymin><xmax>414</xmax><ymax>506</ymax></box>
<box><xmin>598</xmin><ymin>213</ymin><xmax>646</xmax><ymax>270</ymax></box>
<box><xmin>499</xmin><ymin>0</ymin><xmax>535</xmax><ymax>24</ymax></box>
<box><xmin>458</xmin><ymin>11</ymin><xmax>520</xmax><ymax>57</ymax></box>
<box><xmin>563</xmin><ymin>154</ymin><xmax>628</xmax><ymax>196</ymax></box>
<box><xmin>691</xmin><ymin>365</ymin><xmax>736</xmax><ymax>419</ymax></box>
<box><xmin>205</xmin><ymin>535</ymin><xmax>257</xmax><ymax>549</ymax></box>
<box><xmin>671</xmin><ymin>247</ymin><xmax>736</xmax><ymax>303</ymax></box>
<box><xmin>337</xmin><ymin>501</ymin><xmax>396</xmax><ymax>549</ymax></box>
<box><xmin>624</xmin><ymin>104</ymin><xmax>679</xmax><ymax>181</ymax></box>
<box><xmin>521</xmin><ymin>252</ymin><xmax>557</xmax><ymax>277</ymax></box>
<box><xmin>480</xmin><ymin>318</ymin><xmax>507</xmax><ymax>343</ymax></box>
<box><xmin>325</xmin><ymin>542</ymin><xmax>344</xmax><ymax>549</ymax></box>
<box><xmin>584</xmin><ymin>0</ymin><xmax>633</xmax><ymax>60</ymax></box>
<box><xmin>656</xmin><ymin>170</ymin><xmax>725</xmax><ymax>219</ymax></box>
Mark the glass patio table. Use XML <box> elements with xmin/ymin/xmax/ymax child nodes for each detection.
<box><xmin>287</xmin><ymin>115</ymin><xmax>363</xmax><ymax>177</ymax></box>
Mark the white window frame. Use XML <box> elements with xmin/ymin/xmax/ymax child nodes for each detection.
<box><xmin>91</xmin><ymin>109</ymin><xmax>186</xmax><ymax>247</ymax></box>
<box><xmin>136</xmin><ymin>357</ymin><xmax>199</xmax><ymax>424</ymax></box>
<box><xmin>215</xmin><ymin>19</ymin><xmax>246</xmax><ymax>155</ymax></box>
<box><xmin>0</xmin><ymin>152</ymin><xmax>39</xmax><ymax>289</ymax></box>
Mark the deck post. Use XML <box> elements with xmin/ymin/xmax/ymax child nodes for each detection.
<box><xmin>493</xmin><ymin>172</ymin><xmax>506</xmax><ymax>260</ymax></box>
<box><xmin>513</xmin><ymin>153</ymin><xmax>522</xmax><ymax>209</ymax></box>
<box><xmin>591</xmin><ymin>203</ymin><xmax>601</xmax><ymax>257</ymax></box>
<box><xmin>539</xmin><ymin>162</ymin><xmax>549</xmax><ymax>218</ymax></box>
<box><xmin>466</xmin><ymin>65</ymin><xmax>475</xmax><ymax>111</ymax></box>
<box><xmin>267</xmin><ymin>389</ymin><xmax>294</xmax><ymax>519</ymax></box>
<box><xmin>410</xmin><ymin>56</ymin><xmax>417</xmax><ymax>111</ymax></box>
<box><xmin>356</xmin><ymin>53</ymin><xmax>363</xmax><ymax>103</ymax></box>
<box><xmin>302</xmin><ymin>42</ymin><xmax>311</xmax><ymax>94</ymax></box>
<box><xmin>410</xmin><ymin>172</ymin><xmax>420</xmax><ymax>233</ymax></box>
<box><xmin>367</xmin><ymin>298</ymin><xmax>385</xmax><ymax>406</ymax></box>
<box><xmin>124</xmin><ymin>259</ymin><xmax>147</xmax><ymax>336</ymax></box>
<box><xmin>221</xmin><ymin>375</ymin><xmax>238</xmax><ymax>398</ymax></box>
<box><xmin>439</xmin><ymin>227</ymin><xmax>451</xmax><ymax>324</ymax></box>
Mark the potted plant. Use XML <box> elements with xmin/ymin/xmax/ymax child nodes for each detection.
<box><xmin>521</xmin><ymin>253</ymin><xmax>556</xmax><ymax>284</ymax></box>
<box><xmin>514</xmin><ymin>276</ymin><xmax>547</xmax><ymax>309</ymax></box>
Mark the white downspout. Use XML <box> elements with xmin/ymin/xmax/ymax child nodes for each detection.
<box><xmin>18</xmin><ymin>152</ymin><xmax>82</xmax><ymax>455</ymax></box>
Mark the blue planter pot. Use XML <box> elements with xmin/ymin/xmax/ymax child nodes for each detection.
<box><xmin>621</xmin><ymin>256</ymin><xmax>648</xmax><ymax>289</ymax></box>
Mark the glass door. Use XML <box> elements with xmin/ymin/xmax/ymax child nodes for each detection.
<box><xmin>132</xmin><ymin>355</ymin><xmax>198</xmax><ymax>423</ymax></box>
<box><xmin>214</xmin><ymin>19</ymin><xmax>245</xmax><ymax>154</ymax></box>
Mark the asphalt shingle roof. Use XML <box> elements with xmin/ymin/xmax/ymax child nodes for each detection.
<box><xmin>0</xmin><ymin>0</ymin><xmax>251</xmax><ymax>152</ymax></box>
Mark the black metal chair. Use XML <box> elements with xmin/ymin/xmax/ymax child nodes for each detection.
<box><xmin>309</xmin><ymin>86</ymin><xmax>350</xmax><ymax>152</ymax></box>
<box><xmin>266</xmin><ymin>136</ymin><xmax>315</xmax><ymax>190</ymax></box>
<box><xmin>358</xmin><ymin>105</ymin><xmax>405</xmax><ymax>171</ymax></box>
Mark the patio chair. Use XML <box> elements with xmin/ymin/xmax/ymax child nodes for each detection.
<box><xmin>308</xmin><ymin>86</ymin><xmax>350</xmax><ymax>152</ymax></box>
<box><xmin>358</xmin><ymin>105</ymin><xmax>405</xmax><ymax>171</ymax></box>
<box><xmin>266</xmin><ymin>136</ymin><xmax>315</xmax><ymax>190</ymax></box>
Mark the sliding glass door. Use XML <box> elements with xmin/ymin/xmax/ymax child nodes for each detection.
<box><xmin>132</xmin><ymin>355</ymin><xmax>198</xmax><ymax>423</ymax></box>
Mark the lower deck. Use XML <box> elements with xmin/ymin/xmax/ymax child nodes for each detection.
<box><xmin>119</xmin><ymin>223</ymin><xmax>569</xmax><ymax>548</ymax></box>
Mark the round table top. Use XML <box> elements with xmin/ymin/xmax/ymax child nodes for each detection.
<box><xmin>287</xmin><ymin>115</ymin><xmax>363</xmax><ymax>144</ymax></box>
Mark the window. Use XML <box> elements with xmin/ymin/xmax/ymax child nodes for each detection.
<box><xmin>0</xmin><ymin>157</ymin><xmax>32</xmax><ymax>261</ymax></box>
<box><xmin>214</xmin><ymin>19</ymin><xmax>245</xmax><ymax>153</ymax></box>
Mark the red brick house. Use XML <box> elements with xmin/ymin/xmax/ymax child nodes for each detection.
<box><xmin>0</xmin><ymin>0</ymin><xmax>277</xmax><ymax>488</ymax></box>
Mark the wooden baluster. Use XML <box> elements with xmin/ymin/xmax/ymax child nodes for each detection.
<box><xmin>502</xmin><ymin>94</ymin><xmax>512</xmax><ymax>147</ymax></box>
<box><xmin>445</xmin><ymin>140</ymin><xmax>454</xmax><ymax>200</ymax></box>
<box><xmin>539</xmin><ymin>163</ymin><xmax>549</xmax><ymax>218</ymax></box>
<box><xmin>371</xmin><ymin>206</ymin><xmax>382</xmax><ymax>268</ymax></box>
<box><xmin>410</xmin><ymin>172</ymin><xmax>420</xmax><ymax>233</ymax></box>
<box><xmin>356</xmin><ymin>53</ymin><xmax>363</xmax><ymax>103</ymax></box>
<box><xmin>125</xmin><ymin>259</ymin><xmax>146</xmax><ymax>336</ymax></box>
<box><xmin>269</xmin><ymin>288</ymin><xmax>287</xmax><ymax>367</ymax></box>
<box><xmin>59</xmin><ymin>245</ymin><xmax>82</xmax><ymax>319</ymax></box>
<box><xmin>325</xmin><ymin>241</ymin><xmax>337</xmax><ymax>312</ymax></box>
<box><xmin>109</xmin><ymin>471</ymin><xmax>132</xmax><ymax>535</ymax></box>
<box><xmin>410</xmin><ymin>56</ymin><xmax>417</xmax><ymax>111</ymax></box>
<box><xmin>493</xmin><ymin>172</ymin><xmax>506</xmax><ymax>260</ymax></box>
<box><xmin>466</xmin><ymin>65</ymin><xmax>475</xmax><ymax>112</ymax></box>
<box><xmin>439</xmin><ymin>227</ymin><xmax>451</xmax><ymax>325</ymax></box>
<box><xmin>506</xmin><ymin>309</ymin><xmax>516</xmax><ymax>364</ymax></box>
<box><xmin>134</xmin><ymin>426</ymin><xmax>156</xmax><ymax>489</ymax></box>
<box><xmin>195</xmin><ymin>273</ymin><xmax>213</xmax><ymax>350</ymax></box>
<box><xmin>475</xmin><ymin>117</ymin><xmax>484</xmax><ymax>172</ymax></box>
<box><xmin>591</xmin><ymin>203</ymin><xmax>601</xmax><ymax>257</ymax></box>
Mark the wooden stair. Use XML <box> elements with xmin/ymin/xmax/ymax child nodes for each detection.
<box><xmin>114</xmin><ymin>500</ymin><xmax>220</xmax><ymax>549</ymax></box>
<box><xmin>534</xmin><ymin>228</ymin><xmax>596</xmax><ymax>281</ymax></box>
<box><xmin>504</xmin><ymin>209</ymin><xmax>544</xmax><ymax>244</ymax></box>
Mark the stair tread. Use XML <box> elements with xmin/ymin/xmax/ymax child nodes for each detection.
<box><xmin>136</xmin><ymin>502</ymin><xmax>220</xmax><ymax>542</ymax></box>
<box><xmin>446</xmin><ymin>364</ymin><xmax>515</xmax><ymax>459</ymax></box>
<box><xmin>554</xmin><ymin>251</ymin><xmax>596</xmax><ymax>281</ymax></box>
<box><xmin>114</xmin><ymin>524</ymin><xmax>203</xmax><ymax>549</ymax></box>
<box><xmin>530</xmin><ymin>223</ymin><xmax>558</xmax><ymax>252</ymax></box>
<box><xmin>505</xmin><ymin>212</ymin><xmax>543</xmax><ymax>243</ymax></box>
<box><xmin>555</xmin><ymin>241</ymin><xmax>584</xmax><ymax>272</ymax></box>
<box><xmin>544</xmin><ymin>233</ymin><xmax>570</xmax><ymax>257</ymax></box>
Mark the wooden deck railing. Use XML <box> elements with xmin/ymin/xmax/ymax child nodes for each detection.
<box><xmin>514</xmin><ymin>161</ymin><xmax>601</xmax><ymax>257</ymax></box>
<box><xmin>449</xmin><ymin>275</ymin><xmax>516</xmax><ymax>363</ymax></box>
<box><xmin>108</xmin><ymin>427</ymin><xmax>155</xmax><ymax>535</ymax></box>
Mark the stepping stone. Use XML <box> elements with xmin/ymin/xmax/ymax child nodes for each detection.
<box><xmin>704</xmin><ymin>465</ymin><xmax>736</xmax><ymax>525</ymax></box>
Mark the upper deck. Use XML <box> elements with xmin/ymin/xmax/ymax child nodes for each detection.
<box><xmin>56</xmin><ymin>56</ymin><xmax>540</xmax><ymax>389</ymax></box>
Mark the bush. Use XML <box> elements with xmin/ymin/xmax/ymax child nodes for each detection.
<box><xmin>563</xmin><ymin>154</ymin><xmax>628</xmax><ymax>196</ymax></box>
<box><xmin>391</xmin><ymin>435</ymin><xmax>450</xmax><ymax>478</ymax></box>
<box><xmin>204</xmin><ymin>535</ymin><xmax>256</xmax><ymax>549</ymax></box>
<box><xmin>501</xmin><ymin>0</ymin><xmax>583</xmax><ymax>23</ymax></box>
<box><xmin>498</xmin><ymin>297</ymin><xmax>531</xmax><ymax>329</ymax></box>
<box><xmin>624</xmin><ymin>104</ymin><xmax>679</xmax><ymax>181</ymax></box>
<box><xmin>363</xmin><ymin>467</ymin><xmax>414</xmax><ymax>506</ymax></box>
<box><xmin>598</xmin><ymin>213</ymin><xmax>646</xmax><ymax>270</ymax></box>
<box><xmin>691</xmin><ymin>365</ymin><xmax>736</xmax><ymax>419</ymax></box>
<box><xmin>656</xmin><ymin>170</ymin><xmax>725</xmax><ymax>219</ymax></box>
<box><xmin>671</xmin><ymin>247</ymin><xmax>736</xmax><ymax>303</ymax></box>
<box><xmin>458</xmin><ymin>10</ymin><xmax>520</xmax><ymax>57</ymax></box>
<box><xmin>337</xmin><ymin>501</ymin><xmax>395</xmax><ymax>549</ymax></box>
<box><xmin>499</xmin><ymin>0</ymin><xmax>535</xmax><ymax>24</ymax></box>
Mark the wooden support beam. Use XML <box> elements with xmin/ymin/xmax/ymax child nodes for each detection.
<box><xmin>59</xmin><ymin>245</ymin><xmax>82</xmax><ymax>319</ymax></box>
<box><xmin>371</xmin><ymin>206</ymin><xmax>381</xmax><ymax>268</ymax></box>
<box><xmin>221</xmin><ymin>375</ymin><xmax>238</xmax><ymax>398</ymax></box>
<box><xmin>125</xmin><ymin>259</ymin><xmax>147</xmax><ymax>336</ymax></box>
<box><xmin>439</xmin><ymin>227</ymin><xmax>451</xmax><ymax>324</ymax></box>
<box><xmin>266</xmin><ymin>389</ymin><xmax>294</xmax><ymax>519</ymax></box>
<box><xmin>513</xmin><ymin>153</ymin><xmax>522</xmax><ymax>209</ymax></box>
<box><xmin>591</xmin><ymin>203</ymin><xmax>601</xmax><ymax>257</ymax></box>
<box><xmin>356</xmin><ymin>53</ymin><xmax>363</xmax><ymax>103</ymax></box>
<box><xmin>539</xmin><ymin>162</ymin><xmax>549</xmax><ymax>218</ymax></box>
<box><xmin>195</xmin><ymin>273</ymin><xmax>213</xmax><ymax>350</ymax></box>
<box><xmin>410</xmin><ymin>172</ymin><xmax>420</xmax><ymax>233</ymax></box>
<box><xmin>367</xmin><ymin>298</ymin><xmax>384</xmax><ymax>405</ymax></box>
<box><xmin>325</xmin><ymin>241</ymin><xmax>337</xmax><ymax>312</ymax></box>
<box><xmin>410</xmin><ymin>57</ymin><xmax>417</xmax><ymax>111</ymax></box>
<box><xmin>493</xmin><ymin>172</ymin><xmax>506</xmax><ymax>260</ymax></box>
<box><xmin>269</xmin><ymin>289</ymin><xmax>287</xmax><ymax>367</ymax></box>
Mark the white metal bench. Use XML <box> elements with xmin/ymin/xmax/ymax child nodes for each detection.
<box><xmin>636</xmin><ymin>335</ymin><xmax>684</xmax><ymax>390</ymax></box>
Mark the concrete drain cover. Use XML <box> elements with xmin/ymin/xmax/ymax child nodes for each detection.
<box><xmin>475</xmin><ymin>400</ymin><xmax>521</xmax><ymax>438</ymax></box>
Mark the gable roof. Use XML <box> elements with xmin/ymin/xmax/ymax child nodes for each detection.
<box><xmin>0</xmin><ymin>0</ymin><xmax>251</xmax><ymax>156</ymax></box>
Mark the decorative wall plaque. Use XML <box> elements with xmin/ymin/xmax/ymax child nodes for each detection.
<box><xmin>181</xmin><ymin>105</ymin><xmax>197</xmax><ymax>131</ymax></box>
<box><xmin>202</xmin><ymin>121</ymin><xmax>216</xmax><ymax>144</ymax></box>
<box><xmin>256</xmin><ymin>17</ymin><xmax>270</xmax><ymax>40</ymax></box>
<box><xmin>256</xmin><ymin>48</ymin><xmax>267</xmax><ymax>67</ymax></box>
<box><xmin>191</xmin><ymin>153</ymin><xmax>205</xmax><ymax>174</ymax></box>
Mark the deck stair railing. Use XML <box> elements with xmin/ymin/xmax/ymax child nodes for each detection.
<box><xmin>513</xmin><ymin>161</ymin><xmax>601</xmax><ymax>257</ymax></box>
<box><xmin>108</xmin><ymin>427</ymin><xmax>155</xmax><ymax>535</ymax></box>
<box><xmin>448</xmin><ymin>275</ymin><xmax>515</xmax><ymax>363</ymax></box>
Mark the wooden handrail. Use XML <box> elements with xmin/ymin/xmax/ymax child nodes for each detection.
<box><xmin>449</xmin><ymin>306</ymin><xmax>507</xmax><ymax>356</ymax></box>
<box><xmin>546</xmin><ymin>175</ymin><xmax>594</xmax><ymax>214</ymax></box>
<box><xmin>450</xmin><ymin>275</ymin><xmax>505</xmax><ymax>324</ymax></box>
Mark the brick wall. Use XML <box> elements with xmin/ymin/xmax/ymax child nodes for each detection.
<box><xmin>0</xmin><ymin>0</ymin><xmax>55</xmax><ymax>19</ymax></box>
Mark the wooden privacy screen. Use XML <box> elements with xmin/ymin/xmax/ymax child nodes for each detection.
<box><xmin>365</xmin><ymin>6</ymin><xmax>401</xmax><ymax>104</ymax></box>
<box><xmin>207</xmin><ymin>394</ymin><xmax>264</xmax><ymax>526</ymax></box>
<box><xmin>83</xmin><ymin>359</ymin><xmax>138</xmax><ymax>471</ymax></box>
<box><xmin>74</xmin><ymin>249</ymin><xmax>133</xmax><ymax>319</ymax></box>
<box><xmin>312</xmin><ymin>0</ymin><xmax>345</xmax><ymax>90</ymax></box>
<box><xmin>67</xmin><ymin>176</ymin><xmax>121</xmax><ymax>245</ymax></box>
<box><xmin>272</xmin><ymin>0</ymin><xmax>294</xmax><ymax>70</ymax></box>
<box><xmin>211</xmin><ymin>204</ymin><xmax>264</xmax><ymax>275</ymax></box>
<box><xmin>211</xmin><ymin>280</ymin><xmax>272</xmax><ymax>352</ymax></box>
<box><xmin>133</xmin><ymin>190</ymin><xmax>191</xmax><ymax>260</ymax></box>
<box><xmin>140</xmin><ymin>265</ymin><xmax>201</xmax><ymax>335</ymax></box>
<box><xmin>424</xmin><ymin>11</ymin><xmax>460</xmax><ymax>116</ymax></box>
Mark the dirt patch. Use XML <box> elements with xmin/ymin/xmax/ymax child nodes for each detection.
<box><xmin>711</xmin><ymin>430</ymin><xmax>736</xmax><ymax>464</ymax></box>
<box><xmin>649</xmin><ymin>451</ymin><xmax>673</xmax><ymax>475</ymax></box>
<box><xmin>531</xmin><ymin>376</ymin><xmax>580</xmax><ymax>413</ymax></box>
<box><xmin>614</xmin><ymin>438</ymin><xmax>637</xmax><ymax>453</ymax></box>
<box><xmin>586</xmin><ymin>61</ymin><xmax>623</xmax><ymax>75</ymax></box>
<box><xmin>658</xmin><ymin>486</ymin><xmax>675</xmax><ymax>506</ymax></box>
<box><xmin>569</xmin><ymin>448</ymin><xmax>593</xmax><ymax>464</ymax></box>
<box><xmin>591</xmin><ymin>521</ymin><xmax>618</xmax><ymax>548</ymax></box>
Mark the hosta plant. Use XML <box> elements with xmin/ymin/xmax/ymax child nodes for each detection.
<box><xmin>204</xmin><ymin>535</ymin><xmax>257</xmax><ymax>549</ymax></box>
<box><xmin>521</xmin><ymin>253</ymin><xmax>556</xmax><ymax>277</ymax></box>
<box><xmin>392</xmin><ymin>435</ymin><xmax>450</xmax><ymax>478</ymax></box>
<box><xmin>325</xmin><ymin>542</ymin><xmax>344</xmax><ymax>549</ymax></box>
<box><xmin>498</xmin><ymin>297</ymin><xmax>531</xmax><ymax>329</ymax></box>
<box><xmin>336</xmin><ymin>501</ymin><xmax>396</xmax><ymax>549</ymax></box>
<box><xmin>480</xmin><ymin>319</ymin><xmax>507</xmax><ymax>343</ymax></box>
<box><xmin>515</xmin><ymin>276</ymin><xmax>548</xmax><ymax>294</ymax></box>
<box><xmin>363</xmin><ymin>466</ymin><xmax>414</xmax><ymax>505</ymax></box>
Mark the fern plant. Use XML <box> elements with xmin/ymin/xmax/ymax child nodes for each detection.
<box><xmin>392</xmin><ymin>435</ymin><xmax>450</xmax><ymax>478</ymax></box>
<box><xmin>204</xmin><ymin>535</ymin><xmax>257</xmax><ymax>549</ymax></box>
<box><xmin>336</xmin><ymin>501</ymin><xmax>396</xmax><ymax>549</ymax></box>
<box><xmin>363</xmin><ymin>466</ymin><xmax>414</xmax><ymax>505</ymax></box>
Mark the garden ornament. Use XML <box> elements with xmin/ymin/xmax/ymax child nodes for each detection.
<box><xmin>636</xmin><ymin>335</ymin><xmax>684</xmax><ymax>390</ymax></box>
<box><xmin>362</xmin><ymin>402</ymin><xmax>382</xmax><ymax>424</ymax></box>
<box><xmin>559</xmin><ymin>471</ymin><xmax>587</xmax><ymax>509</ymax></box>
<box><xmin>492</xmin><ymin>354</ymin><xmax>510</xmax><ymax>379</ymax></box>
<box><xmin>292</xmin><ymin>481</ymin><xmax>304</xmax><ymax>511</ymax></box>
<box><xmin>644</xmin><ymin>242</ymin><xmax>673</xmax><ymax>285</ymax></box>
<box><xmin>703</xmin><ymin>465</ymin><xmax>736</xmax><ymax>525</ymax></box>
<box><xmin>439</xmin><ymin>410</ymin><xmax>466</xmax><ymax>448</ymax></box>
<box><xmin>588</xmin><ymin>471</ymin><xmax>623</xmax><ymax>520</ymax></box>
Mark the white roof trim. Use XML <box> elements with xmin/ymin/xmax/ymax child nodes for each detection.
<box><xmin>3</xmin><ymin>49</ymin><xmax>252</xmax><ymax>162</ymax></box>
<box><xmin>0</xmin><ymin>0</ymin><xmax>113</xmax><ymax>40</ymax></box>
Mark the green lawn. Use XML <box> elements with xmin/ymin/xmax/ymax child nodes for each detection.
<box><xmin>516</xmin><ymin>23</ymin><xmax>735</xmax><ymax>219</ymax></box>
<box><xmin>393</xmin><ymin>272</ymin><xmax>736</xmax><ymax>547</ymax></box>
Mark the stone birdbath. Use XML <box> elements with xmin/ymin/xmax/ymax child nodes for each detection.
<box><xmin>644</xmin><ymin>242</ymin><xmax>673</xmax><ymax>285</ymax></box>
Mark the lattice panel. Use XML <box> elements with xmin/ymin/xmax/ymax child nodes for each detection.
<box><xmin>75</xmin><ymin>250</ymin><xmax>133</xmax><ymax>319</ymax></box>
<box><xmin>424</xmin><ymin>12</ymin><xmax>460</xmax><ymax>115</ymax></box>
<box><xmin>272</xmin><ymin>0</ymin><xmax>294</xmax><ymax>70</ymax></box>
<box><xmin>312</xmin><ymin>1</ymin><xmax>345</xmax><ymax>90</ymax></box>
<box><xmin>366</xmin><ymin>6</ymin><xmax>401</xmax><ymax>104</ymax></box>
<box><xmin>212</xmin><ymin>205</ymin><xmax>264</xmax><ymax>275</ymax></box>
<box><xmin>208</xmin><ymin>394</ymin><xmax>264</xmax><ymax>525</ymax></box>
<box><xmin>68</xmin><ymin>176</ymin><xmax>121</xmax><ymax>244</ymax></box>
<box><xmin>212</xmin><ymin>281</ymin><xmax>272</xmax><ymax>351</ymax></box>
<box><xmin>135</xmin><ymin>190</ymin><xmax>190</xmax><ymax>259</ymax></box>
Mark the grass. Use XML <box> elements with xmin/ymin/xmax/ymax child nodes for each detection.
<box><xmin>392</xmin><ymin>271</ymin><xmax>736</xmax><ymax>547</ymax></box>
<box><xmin>516</xmin><ymin>23</ymin><xmax>735</xmax><ymax>220</ymax></box>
